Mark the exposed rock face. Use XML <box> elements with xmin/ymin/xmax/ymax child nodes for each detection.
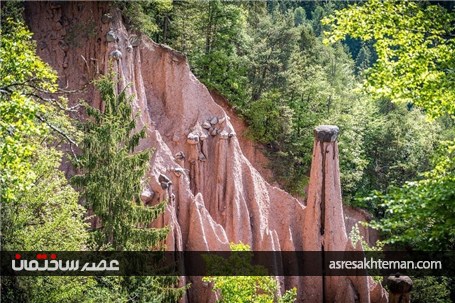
<box><xmin>211</xmin><ymin>90</ymin><xmax>275</xmax><ymax>185</ymax></box>
<box><xmin>25</xmin><ymin>2</ymin><xmax>387</xmax><ymax>302</ymax></box>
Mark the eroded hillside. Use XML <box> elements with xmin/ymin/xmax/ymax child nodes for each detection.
<box><xmin>25</xmin><ymin>2</ymin><xmax>387</xmax><ymax>302</ymax></box>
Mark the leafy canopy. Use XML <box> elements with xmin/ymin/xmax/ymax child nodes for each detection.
<box><xmin>369</xmin><ymin>141</ymin><xmax>455</xmax><ymax>250</ymax></box>
<box><xmin>323</xmin><ymin>0</ymin><xmax>455</xmax><ymax>118</ymax></box>
<box><xmin>0</xmin><ymin>18</ymin><xmax>58</xmax><ymax>202</ymax></box>
<box><xmin>203</xmin><ymin>243</ymin><xmax>297</xmax><ymax>303</ymax></box>
<box><xmin>0</xmin><ymin>14</ymin><xmax>93</xmax><ymax>302</ymax></box>
<box><xmin>324</xmin><ymin>0</ymin><xmax>455</xmax><ymax>249</ymax></box>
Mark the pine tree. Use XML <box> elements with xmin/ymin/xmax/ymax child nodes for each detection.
<box><xmin>72</xmin><ymin>73</ymin><xmax>185</xmax><ymax>302</ymax></box>
<box><xmin>354</xmin><ymin>44</ymin><xmax>372</xmax><ymax>75</ymax></box>
<box><xmin>293</xmin><ymin>7</ymin><xmax>307</xmax><ymax>26</ymax></box>
<box><xmin>72</xmin><ymin>73</ymin><xmax>167</xmax><ymax>251</ymax></box>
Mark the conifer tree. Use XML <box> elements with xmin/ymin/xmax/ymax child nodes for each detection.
<box><xmin>354</xmin><ymin>44</ymin><xmax>372</xmax><ymax>75</ymax></box>
<box><xmin>72</xmin><ymin>73</ymin><xmax>185</xmax><ymax>302</ymax></box>
<box><xmin>72</xmin><ymin>73</ymin><xmax>167</xmax><ymax>250</ymax></box>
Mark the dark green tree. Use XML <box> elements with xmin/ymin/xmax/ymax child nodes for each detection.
<box><xmin>165</xmin><ymin>0</ymin><xmax>249</xmax><ymax>105</ymax></box>
<box><xmin>72</xmin><ymin>73</ymin><xmax>185</xmax><ymax>302</ymax></box>
<box><xmin>72</xmin><ymin>73</ymin><xmax>167</xmax><ymax>250</ymax></box>
<box><xmin>293</xmin><ymin>7</ymin><xmax>306</xmax><ymax>26</ymax></box>
<box><xmin>247</xmin><ymin>9</ymin><xmax>298</xmax><ymax>101</ymax></box>
<box><xmin>369</xmin><ymin>141</ymin><xmax>455</xmax><ymax>250</ymax></box>
<box><xmin>164</xmin><ymin>0</ymin><xmax>204</xmax><ymax>55</ymax></box>
<box><xmin>115</xmin><ymin>0</ymin><xmax>172</xmax><ymax>38</ymax></box>
<box><xmin>194</xmin><ymin>0</ymin><xmax>249</xmax><ymax>104</ymax></box>
<box><xmin>354</xmin><ymin>44</ymin><xmax>372</xmax><ymax>75</ymax></box>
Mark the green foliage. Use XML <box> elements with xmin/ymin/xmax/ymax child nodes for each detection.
<box><xmin>81</xmin><ymin>276</ymin><xmax>185</xmax><ymax>303</ymax></box>
<box><xmin>203</xmin><ymin>243</ymin><xmax>297</xmax><ymax>303</ymax></box>
<box><xmin>246</xmin><ymin>9</ymin><xmax>298</xmax><ymax>101</ymax></box>
<box><xmin>411</xmin><ymin>276</ymin><xmax>452</xmax><ymax>303</ymax></box>
<box><xmin>2</xmin><ymin>276</ymin><xmax>96</xmax><ymax>303</ymax></box>
<box><xmin>3</xmin><ymin>148</ymin><xmax>88</xmax><ymax>251</ymax></box>
<box><xmin>0</xmin><ymin>18</ymin><xmax>58</xmax><ymax>202</ymax></box>
<box><xmin>324</xmin><ymin>0</ymin><xmax>455</xmax><ymax>118</ymax></box>
<box><xmin>354</xmin><ymin>44</ymin><xmax>372</xmax><ymax>75</ymax></box>
<box><xmin>170</xmin><ymin>0</ymin><xmax>249</xmax><ymax>104</ymax></box>
<box><xmin>162</xmin><ymin>0</ymin><xmax>204</xmax><ymax>53</ymax></box>
<box><xmin>72</xmin><ymin>73</ymin><xmax>185</xmax><ymax>302</ymax></box>
<box><xmin>353</xmin><ymin>101</ymin><xmax>440</xmax><ymax>202</ymax></box>
<box><xmin>246</xmin><ymin>90</ymin><xmax>293</xmax><ymax>144</ymax></box>
<box><xmin>369</xmin><ymin>140</ymin><xmax>455</xmax><ymax>250</ymax></box>
<box><xmin>72</xmin><ymin>73</ymin><xmax>168</xmax><ymax>251</ymax></box>
<box><xmin>1</xmin><ymin>147</ymin><xmax>94</xmax><ymax>303</ymax></box>
<box><xmin>293</xmin><ymin>7</ymin><xmax>306</xmax><ymax>26</ymax></box>
<box><xmin>0</xmin><ymin>15</ymin><xmax>94</xmax><ymax>303</ymax></box>
<box><xmin>0</xmin><ymin>1</ymin><xmax>24</xmax><ymax>25</ymax></box>
<box><xmin>116</xmin><ymin>0</ymin><xmax>173</xmax><ymax>37</ymax></box>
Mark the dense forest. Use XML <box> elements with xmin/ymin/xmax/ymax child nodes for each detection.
<box><xmin>1</xmin><ymin>1</ymin><xmax>454</xmax><ymax>302</ymax></box>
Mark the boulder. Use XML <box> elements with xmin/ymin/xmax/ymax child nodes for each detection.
<box><xmin>110</xmin><ymin>50</ymin><xmax>122</xmax><ymax>60</ymax></box>
<box><xmin>219</xmin><ymin>130</ymin><xmax>229</xmax><ymax>140</ymax></box>
<box><xmin>314</xmin><ymin>125</ymin><xmax>339</xmax><ymax>142</ymax></box>
<box><xmin>174</xmin><ymin>151</ymin><xmax>185</xmax><ymax>160</ymax></box>
<box><xmin>198</xmin><ymin>153</ymin><xmax>206</xmax><ymax>162</ymax></box>
<box><xmin>200</xmin><ymin>132</ymin><xmax>208</xmax><ymax>141</ymax></box>
<box><xmin>140</xmin><ymin>188</ymin><xmax>154</xmax><ymax>203</ymax></box>
<box><xmin>210</xmin><ymin>116</ymin><xmax>218</xmax><ymax>125</ymax></box>
<box><xmin>202</xmin><ymin>121</ymin><xmax>211</xmax><ymax>129</ymax></box>
<box><xmin>173</xmin><ymin>167</ymin><xmax>185</xmax><ymax>177</ymax></box>
<box><xmin>129</xmin><ymin>35</ymin><xmax>140</xmax><ymax>47</ymax></box>
<box><xmin>106</xmin><ymin>30</ymin><xmax>118</xmax><ymax>42</ymax></box>
<box><xmin>187</xmin><ymin>132</ymin><xmax>199</xmax><ymax>145</ymax></box>
<box><xmin>101</xmin><ymin>13</ymin><xmax>113</xmax><ymax>24</ymax></box>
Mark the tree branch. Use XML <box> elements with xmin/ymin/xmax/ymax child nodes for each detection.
<box><xmin>35</xmin><ymin>114</ymin><xmax>77</xmax><ymax>146</ymax></box>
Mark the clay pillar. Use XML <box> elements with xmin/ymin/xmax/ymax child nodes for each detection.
<box><xmin>303</xmin><ymin>125</ymin><xmax>347</xmax><ymax>247</ymax></box>
<box><xmin>303</xmin><ymin>125</ymin><xmax>362</xmax><ymax>302</ymax></box>
<box><xmin>387</xmin><ymin>274</ymin><xmax>412</xmax><ymax>303</ymax></box>
<box><xmin>314</xmin><ymin>125</ymin><xmax>348</xmax><ymax>251</ymax></box>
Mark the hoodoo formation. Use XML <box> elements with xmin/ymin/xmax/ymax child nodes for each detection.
<box><xmin>302</xmin><ymin>125</ymin><xmax>386</xmax><ymax>302</ymax></box>
<box><xmin>24</xmin><ymin>2</ymin><xmax>387</xmax><ymax>302</ymax></box>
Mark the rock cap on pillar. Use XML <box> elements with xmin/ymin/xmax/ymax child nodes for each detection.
<box><xmin>387</xmin><ymin>273</ymin><xmax>412</xmax><ymax>302</ymax></box>
<box><xmin>314</xmin><ymin>125</ymin><xmax>339</xmax><ymax>142</ymax></box>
